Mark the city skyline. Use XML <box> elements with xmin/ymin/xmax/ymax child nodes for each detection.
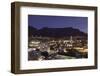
<box><xmin>28</xmin><ymin>15</ymin><xmax>88</xmax><ymax>33</ymax></box>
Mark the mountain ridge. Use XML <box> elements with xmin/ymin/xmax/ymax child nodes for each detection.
<box><xmin>28</xmin><ymin>26</ymin><xmax>87</xmax><ymax>38</ymax></box>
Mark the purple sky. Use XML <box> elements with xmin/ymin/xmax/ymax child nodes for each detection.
<box><xmin>28</xmin><ymin>15</ymin><xmax>88</xmax><ymax>33</ymax></box>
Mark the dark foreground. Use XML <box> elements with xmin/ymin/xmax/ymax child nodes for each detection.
<box><xmin>28</xmin><ymin>48</ymin><xmax>87</xmax><ymax>61</ymax></box>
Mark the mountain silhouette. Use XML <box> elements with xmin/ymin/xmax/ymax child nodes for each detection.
<box><xmin>28</xmin><ymin>26</ymin><xmax>87</xmax><ymax>37</ymax></box>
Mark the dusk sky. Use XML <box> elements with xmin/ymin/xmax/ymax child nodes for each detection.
<box><xmin>28</xmin><ymin>15</ymin><xmax>88</xmax><ymax>33</ymax></box>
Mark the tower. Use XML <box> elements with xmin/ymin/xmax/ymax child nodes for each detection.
<box><xmin>70</xmin><ymin>36</ymin><xmax>73</xmax><ymax>47</ymax></box>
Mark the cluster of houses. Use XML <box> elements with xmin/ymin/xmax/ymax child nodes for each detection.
<box><xmin>28</xmin><ymin>36</ymin><xmax>88</xmax><ymax>60</ymax></box>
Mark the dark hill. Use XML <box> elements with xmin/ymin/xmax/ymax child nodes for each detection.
<box><xmin>28</xmin><ymin>26</ymin><xmax>37</xmax><ymax>36</ymax></box>
<box><xmin>28</xmin><ymin>26</ymin><xmax>87</xmax><ymax>37</ymax></box>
